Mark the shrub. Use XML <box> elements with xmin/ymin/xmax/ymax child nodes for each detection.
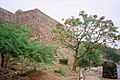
<box><xmin>54</xmin><ymin>68</ymin><xmax>65</xmax><ymax>75</ymax></box>
<box><xmin>0</xmin><ymin>21</ymin><xmax>30</xmax><ymax>57</ymax></box>
<box><xmin>0</xmin><ymin>20</ymin><xmax>56</xmax><ymax>68</ymax></box>
<box><xmin>52</xmin><ymin>27</ymin><xmax>61</xmax><ymax>33</ymax></box>
<box><xmin>27</xmin><ymin>40</ymin><xmax>56</xmax><ymax>64</ymax></box>
<box><xmin>102</xmin><ymin>46</ymin><xmax>120</xmax><ymax>63</ymax></box>
<box><xmin>59</xmin><ymin>58</ymin><xmax>68</xmax><ymax>65</ymax></box>
<box><xmin>77</xmin><ymin>58</ymin><xmax>88</xmax><ymax>67</ymax></box>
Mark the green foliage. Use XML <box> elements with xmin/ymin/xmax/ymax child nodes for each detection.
<box><xmin>78</xmin><ymin>43</ymin><xmax>86</xmax><ymax>55</ymax></box>
<box><xmin>59</xmin><ymin>58</ymin><xmax>68</xmax><ymax>65</ymax></box>
<box><xmin>58</xmin><ymin>34</ymin><xmax>65</xmax><ymax>41</ymax></box>
<box><xmin>64</xmin><ymin>30</ymin><xmax>73</xmax><ymax>38</ymax></box>
<box><xmin>78</xmin><ymin>58</ymin><xmax>88</xmax><ymax>67</ymax></box>
<box><xmin>61</xmin><ymin>11</ymin><xmax>119</xmax><ymax>70</ymax></box>
<box><xmin>78</xmin><ymin>52</ymin><xmax>100</xmax><ymax>67</ymax></box>
<box><xmin>87</xmin><ymin>49</ymin><xmax>100</xmax><ymax>66</ymax></box>
<box><xmin>52</xmin><ymin>27</ymin><xmax>61</xmax><ymax>33</ymax></box>
<box><xmin>78</xmin><ymin>43</ymin><xmax>100</xmax><ymax>67</ymax></box>
<box><xmin>102</xmin><ymin>46</ymin><xmax>120</xmax><ymax>63</ymax></box>
<box><xmin>54</xmin><ymin>68</ymin><xmax>65</xmax><ymax>75</ymax></box>
<box><xmin>0</xmin><ymin>20</ymin><xmax>56</xmax><ymax>68</ymax></box>
<box><xmin>63</xmin><ymin>11</ymin><xmax>119</xmax><ymax>49</ymax></box>
<box><xmin>58</xmin><ymin>30</ymin><xmax>73</xmax><ymax>42</ymax></box>
<box><xmin>0</xmin><ymin>20</ymin><xmax>30</xmax><ymax>58</ymax></box>
<box><xmin>27</xmin><ymin>40</ymin><xmax>56</xmax><ymax>64</ymax></box>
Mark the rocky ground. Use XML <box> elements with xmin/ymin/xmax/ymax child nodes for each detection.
<box><xmin>0</xmin><ymin>67</ymin><xmax>79</xmax><ymax>80</ymax></box>
<box><xmin>0</xmin><ymin>67</ymin><xmax>27</xmax><ymax>80</ymax></box>
<box><xmin>1</xmin><ymin>66</ymin><xmax>120</xmax><ymax>80</ymax></box>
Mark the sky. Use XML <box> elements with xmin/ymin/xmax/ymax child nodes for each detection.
<box><xmin>0</xmin><ymin>0</ymin><xmax>120</xmax><ymax>48</ymax></box>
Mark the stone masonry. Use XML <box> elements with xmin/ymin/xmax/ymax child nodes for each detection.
<box><xmin>0</xmin><ymin>7</ymin><xmax>62</xmax><ymax>43</ymax></box>
<box><xmin>0</xmin><ymin>7</ymin><xmax>73</xmax><ymax>59</ymax></box>
<box><xmin>0</xmin><ymin>7</ymin><xmax>15</xmax><ymax>22</ymax></box>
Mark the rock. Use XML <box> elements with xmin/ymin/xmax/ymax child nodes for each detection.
<box><xmin>0</xmin><ymin>67</ymin><xmax>27</xmax><ymax>80</ymax></box>
<box><xmin>0</xmin><ymin>67</ymin><xmax>16</xmax><ymax>80</ymax></box>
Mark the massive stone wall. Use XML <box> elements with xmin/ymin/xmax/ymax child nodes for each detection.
<box><xmin>0</xmin><ymin>7</ymin><xmax>62</xmax><ymax>43</ymax></box>
<box><xmin>0</xmin><ymin>7</ymin><xmax>15</xmax><ymax>22</ymax></box>
<box><xmin>15</xmin><ymin>8</ymin><xmax>61</xmax><ymax>43</ymax></box>
<box><xmin>15</xmin><ymin>9</ymin><xmax>58</xmax><ymax>28</ymax></box>
<box><xmin>0</xmin><ymin>7</ymin><xmax>74</xmax><ymax>59</ymax></box>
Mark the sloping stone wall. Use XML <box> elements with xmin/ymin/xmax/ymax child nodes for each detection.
<box><xmin>0</xmin><ymin>7</ymin><xmax>15</xmax><ymax>22</ymax></box>
<box><xmin>0</xmin><ymin>7</ymin><xmax>74</xmax><ymax>60</ymax></box>
<box><xmin>0</xmin><ymin>7</ymin><xmax>62</xmax><ymax>43</ymax></box>
<box><xmin>15</xmin><ymin>8</ymin><xmax>60</xmax><ymax>43</ymax></box>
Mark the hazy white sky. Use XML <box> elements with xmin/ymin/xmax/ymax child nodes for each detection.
<box><xmin>0</xmin><ymin>0</ymin><xmax>120</xmax><ymax>48</ymax></box>
<box><xmin>0</xmin><ymin>0</ymin><xmax>120</xmax><ymax>25</ymax></box>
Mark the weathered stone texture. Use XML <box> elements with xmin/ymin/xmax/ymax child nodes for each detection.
<box><xmin>15</xmin><ymin>8</ymin><xmax>60</xmax><ymax>43</ymax></box>
<box><xmin>0</xmin><ymin>7</ymin><xmax>61</xmax><ymax>43</ymax></box>
<box><xmin>0</xmin><ymin>7</ymin><xmax>15</xmax><ymax>22</ymax></box>
<box><xmin>0</xmin><ymin>7</ymin><xmax>74</xmax><ymax>60</ymax></box>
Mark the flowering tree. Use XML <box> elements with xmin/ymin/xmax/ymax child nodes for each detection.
<box><xmin>61</xmin><ymin>11</ymin><xmax>120</xmax><ymax>71</ymax></box>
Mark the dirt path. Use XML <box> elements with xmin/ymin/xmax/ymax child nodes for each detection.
<box><xmin>26</xmin><ymin>71</ymin><xmax>79</xmax><ymax>80</ymax></box>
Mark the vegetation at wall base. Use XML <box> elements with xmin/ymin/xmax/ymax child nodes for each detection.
<box><xmin>59</xmin><ymin>58</ymin><xmax>68</xmax><ymax>65</ymax></box>
<box><xmin>0</xmin><ymin>20</ymin><xmax>55</xmax><ymax>69</ymax></box>
<box><xmin>102</xmin><ymin>46</ymin><xmax>120</xmax><ymax>63</ymax></box>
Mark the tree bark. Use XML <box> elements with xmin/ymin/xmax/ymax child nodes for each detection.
<box><xmin>0</xmin><ymin>51</ymin><xmax>4</xmax><ymax>67</ymax></box>
<box><xmin>72</xmin><ymin>41</ymin><xmax>80</xmax><ymax>71</ymax></box>
<box><xmin>72</xmin><ymin>57</ymin><xmax>78</xmax><ymax>71</ymax></box>
<box><xmin>0</xmin><ymin>52</ymin><xmax>2</xmax><ymax>67</ymax></box>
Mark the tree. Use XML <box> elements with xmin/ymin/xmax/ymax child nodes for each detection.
<box><xmin>0</xmin><ymin>20</ymin><xmax>55</xmax><ymax>68</ymax></box>
<box><xmin>0</xmin><ymin>20</ymin><xmax>31</xmax><ymax>67</ymax></box>
<box><xmin>78</xmin><ymin>43</ymin><xmax>100</xmax><ymax>68</ymax></box>
<box><xmin>102</xmin><ymin>46</ymin><xmax>120</xmax><ymax>63</ymax></box>
<box><xmin>60</xmin><ymin>11</ymin><xmax>120</xmax><ymax>71</ymax></box>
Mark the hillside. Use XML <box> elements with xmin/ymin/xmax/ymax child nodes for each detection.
<box><xmin>0</xmin><ymin>7</ymin><xmax>74</xmax><ymax>59</ymax></box>
<box><xmin>0</xmin><ymin>7</ymin><xmax>62</xmax><ymax>43</ymax></box>
<box><xmin>0</xmin><ymin>7</ymin><xmax>77</xmax><ymax>80</ymax></box>
<box><xmin>0</xmin><ymin>7</ymin><xmax>120</xmax><ymax>80</ymax></box>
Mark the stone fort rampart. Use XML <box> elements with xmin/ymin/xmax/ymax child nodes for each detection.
<box><xmin>0</xmin><ymin>7</ymin><xmax>62</xmax><ymax>43</ymax></box>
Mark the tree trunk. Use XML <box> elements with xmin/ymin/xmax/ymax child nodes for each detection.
<box><xmin>88</xmin><ymin>57</ymin><xmax>90</xmax><ymax>69</ymax></box>
<box><xmin>0</xmin><ymin>51</ymin><xmax>4</xmax><ymax>67</ymax></box>
<box><xmin>72</xmin><ymin>41</ymin><xmax>80</xmax><ymax>71</ymax></box>
<box><xmin>72</xmin><ymin>57</ymin><xmax>77</xmax><ymax>71</ymax></box>
<box><xmin>0</xmin><ymin>52</ymin><xmax>2</xmax><ymax>67</ymax></box>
